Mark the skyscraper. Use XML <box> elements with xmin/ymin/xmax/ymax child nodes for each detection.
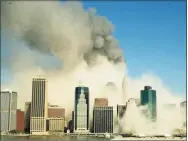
<box><xmin>0</xmin><ymin>90</ymin><xmax>17</xmax><ymax>132</ymax></box>
<box><xmin>74</xmin><ymin>86</ymin><xmax>89</xmax><ymax>132</ymax></box>
<box><xmin>24</xmin><ymin>102</ymin><xmax>31</xmax><ymax>133</ymax></box>
<box><xmin>93</xmin><ymin>106</ymin><xmax>113</xmax><ymax>133</ymax></box>
<box><xmin>117</xmin><ymin>104</ymin><xmax>126</xmax><ymax>119</ymax></box>
<box><xmin>75</xmin><ymin>90</ymin><xmax>89</xmax><ymax>133</ymax></box>
<box><xmin>140</xmin><ymin>86</ymin><xmax>157</xmax><ymax>121</ymax></box>
<box><xmin>30</xmin><ymin>76</ymin><xmax>48</xmax><ymax>134</ymax></box>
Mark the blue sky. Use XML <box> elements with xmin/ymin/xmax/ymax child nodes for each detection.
<box><xmin>83</xmin><ymin>1</ymin><xmax>186</xmax><ymax>97</ymax></box>
<box><xmin>2</xmin><ymin>1</ymin><xmax>186</xmax><ymax>97</ymax></box>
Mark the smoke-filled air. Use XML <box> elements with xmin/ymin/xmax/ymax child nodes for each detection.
<box><xmin>1</xmin><ymin>1</ymin><xmax>185</xmax><ymax>135</ymax></box>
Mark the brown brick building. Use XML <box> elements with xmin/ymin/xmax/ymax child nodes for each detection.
<box><xmin>48</xmin><ymin>106</ymin><xmax>65</xmax><ymax>118</ymax></box>
<box><xmin>16</xmin><ymin>109</ymin><xmax>24</xmax><ymax>131</ymax></box>
<box><xmin>94</xmin><ymin>98</ymin><xmax>108</xmax><ymax>107</ymax></box>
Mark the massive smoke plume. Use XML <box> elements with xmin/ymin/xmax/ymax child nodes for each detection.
<box><xmin>2</xmin><ymin>1</ymin><xmax>125</xmax><ymax>71</ymax></box>
<box><xmin>1</xmin><ymin>1</ymin><xmax>125</xmax><ymax>116</ymax></box>
<box><xmin>1</xmin><ymin>1</ymin><xmax>185</xmax><ymax>135</ymax></box>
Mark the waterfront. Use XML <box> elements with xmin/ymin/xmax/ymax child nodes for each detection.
<box><xmin>1</xmin><ymin>135</ymin><xmax>109</xmax><ymax>140</ymax></box>
<box><xmin>1</xmin><ymin>135</ymin><xmax>186</xmax><ymax>140</ymax></box>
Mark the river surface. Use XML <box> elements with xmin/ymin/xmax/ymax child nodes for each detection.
<box><xmin>1</xmin><ymin>135</ymin><xmax>109</xmax><ymax>140</ymax></box>
<box><xmin>1</xmin><ymin>135</ymin><xmax>186</xmax><ymax>140</ymax></box>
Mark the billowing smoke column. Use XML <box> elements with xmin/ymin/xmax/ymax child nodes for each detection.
<box><xmin>1</xmin><ymin>1</ymin><xmax>125</xmax><ymax>116</ymax></box>
<box><xmin>1</xmin><ymin>1</ymin><xmax>125</xmax><ymax>71</ymax></box>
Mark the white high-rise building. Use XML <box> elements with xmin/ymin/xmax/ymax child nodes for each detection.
<box><xmin>75</xmin><ymin>90</ymin><xmax>89</xmax><ymax>133</ymax></box>
<box><xmin>0</xmin><ymin>90</ymin><xmax>17</xmax><ymax>132</ymax></box>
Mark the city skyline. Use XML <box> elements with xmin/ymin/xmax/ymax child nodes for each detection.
<box><xmin>0</xmin><ymin>0</ymin><xmax>186</xmax><ymax>138</ymax></box>
<box><xmin>1</xmin><ymin>1</ymin><xmax>186</xmax><ymax>112</ymax></box>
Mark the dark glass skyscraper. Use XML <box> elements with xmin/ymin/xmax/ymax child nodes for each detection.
<box><xmin>93</xmin><ymin>107</ymin><xmax>113</xmax><ymax>133</ymax></box>
<box><xmin>140</xmin><ymin>86</ymin><xmax>157</xmax><ymax>121</ymax></box>
<box><xmin>74</xmin><ymin>87</ymin><xmax>89</xmax><ymax>131</ymax></box>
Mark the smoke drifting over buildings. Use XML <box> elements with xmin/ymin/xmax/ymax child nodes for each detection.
<box><xmin>2</xmin><ymin>1</ymin><xmax>125</xmax><ymax>70</ymax></box>
<box><xmin>1</xmin><ymin>1</ymin><xmax>185</xmax><ymax>135</ymax></box>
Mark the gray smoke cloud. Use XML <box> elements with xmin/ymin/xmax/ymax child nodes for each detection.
<box><xmin>2</xmin><ymin>1</ymin><xmax>124</xmax><ymax>71</ymax></box>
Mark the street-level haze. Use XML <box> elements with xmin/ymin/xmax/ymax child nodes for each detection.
<box><xmin>1</xmin><ymin>1</ymin><xmax>185</xmax><ymax>134</ymax></box>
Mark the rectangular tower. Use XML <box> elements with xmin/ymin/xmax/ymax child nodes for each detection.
<box><xmin>93</xmin><ymin>106</ymin><xmax>113</xmax><ymax>133</ymax></box>
<box><xmin>117</xmin><ymin>104</ymin><xmax>126</xmax><ymax>119</ymax></box>
<box><xmin>74</xmin><ymin>87</ymin><xmax>89</xmax><ymax>131</ymax></box>
<box><xmin>140</xmin><ymin>86</ymin><xmax>157</xmax><ymax>121</ymax></box>
<box><xmin>30</xmin><ymin>76</ymin><xmax>48</xmax><ymax>134</ymax></box>
<box><xmin>0</xmin><ymin>90</ymin><xmax>17</xmax><ymax>132</ymax></box>
<box><xmin>24</xmin><ymin>102</ymin><xmax>31</xmax><ymax>133</ymax></box>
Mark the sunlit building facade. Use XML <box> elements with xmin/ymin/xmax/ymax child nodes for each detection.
<box><xmin>30</xmin><ymin>76</ymin><xmax>48</xmax><ymax>134</ymax></box>
<box><xmin>75</xmin><ymin>90</ymin><xmax>89</xmax><ymax>133</ymax></box>
<box><xmin>74</xmin><ymin>86</ymin><xmax>89</xmax><ymax>132</ymax></box>
<box><xmin>0</xmin><ymin>90</ymin><xmax>17</xmax><ymax>132</ymax></box>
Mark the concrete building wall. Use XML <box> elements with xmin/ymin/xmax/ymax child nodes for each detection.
<box><xmin>0</xmin><ymin>91</ymin><xmax>17</xmax><ymax>132</ymax></box>
<box><xmin>49</xmin><ymin>118</ymin><xmax>64</xmax><ymax>132</ymax></box>
<box><xmin>16</xmin><ymin>109</ymin><xmax>24</xmax><ymax>131</ymax></box>
<box><xmin>30</xmin><ymin>117</ymin><xmax>46</xmax><ymax>133</ymax></box>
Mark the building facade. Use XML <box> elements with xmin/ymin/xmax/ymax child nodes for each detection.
<box><xmin>30</xmin><ymin>76</ymin><xmax>48</xmax><ymax>134</ymax></box>
<box><xmin>117</xmin><ymin>104</ymin><xmax>126</xmax><ymax>119</ymax></box>
<box><xmin>16</xmin><ymin>109</ymin><xmax>24</xmax><ymax>131</ymax></box>
<box><xmin>48</xmin><ymin>106</ymin><xmax>65</xmax><ymax>118</ymax></box>
<box><xmin>140</xmin><ymin>86</ymin><xmax>157</xmax><ymax>121</ymax></box>
<box><xmin>49</xmin><ymin>118</ymin><xmax>65</xmax><ymax>132</ymax></box>
<box><xmin>75</xmin><ymin>90</ymin><xmax>88</xmax><ymax>133</ymax></box>
<box><xmin>24</xmin><ymin>102</ymin><xmax>31</xmax><ymax>133</ymax></box>
<box><xmin>0</xmin><ymin>91</ymin><xmax>17</xmax><ymax>132</ymax></box>
<box><xmin>93</xmin><ymin>106</ymin><xmax>113</xmax><ymax>133</ymax></box>
<box><xmin>94</xmin><ymin>98</ymin><xmax>108</xmax><ymax>107</ymax></box>
<box><xmin>74</xmin><ymin>86</ymin><xmax>89</xmax><ymax>131</ymax></box>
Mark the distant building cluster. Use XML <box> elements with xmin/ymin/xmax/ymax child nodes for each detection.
<box><xmin>0</xmin><ymin>76</ymin><xmax>186</xmax><ymax>135</ymax></box>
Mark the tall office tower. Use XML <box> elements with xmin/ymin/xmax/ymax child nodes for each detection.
<box><xmin>74</xmin><ymin>86</ymin><xmax>89</xmax><ymax>132</ymax></box>
<box><xmin>16</xmin><ymin>109</ymin><xmax>24</xmax><ymax>131</ymax></box>
<box><xmin>140</xmin><ymin>86</ymin><xmax>157</xmax><ymax>121</ymax></box>
<box><xmin>0</xmin><ymin>90</ymin><xmax>17</xmax><ymax>132</ymax></box>
<box><xmin>75</xmin><ymin>90</ymin><xmax>89</xmax><ymax>133</ymax></box>
<box><xmin>117</xmin><ymin>104</ymin><xmax>126</xmax><ymax>119</ymax></box>
<box><xmin>93</xmin><ymin>106</ymin><xmax>113</xmax><ymax>133</ymax></box>
<box><xmin>94</xmin><ymin>98</ymin><xmax>108</xmax><ymax>107</ymax></box>
<box><xmin>24</xmin><ymin>102</ymin><xmax>31</xmax><ymax>133</ymax></box>
<box><xmin>48</xmin><ymin>105</ymin><xmax>65</xmax><ymax>118</ymax></box>
<box><xmin>30</xmin><ymin>76</ymin><xmax>48</xmax><ymax>134</ymax></box>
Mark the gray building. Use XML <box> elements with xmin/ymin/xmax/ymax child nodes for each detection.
<box><xmin>117</xmin><ymin>104</ymin><xmax>126</xmax><ymax>119</ymax></box>
<box><xmin>93</xmin><ymin>106</ymin><xmax>113</xmax><ymax>133</ymax></box>
<box><xmin>30</xmin><ymin>76</ymin><xmax>48</xmax><ymax>134</ymax></box>
<box><xmin>24</xmin><ymin>102</ymin><xmax>31</xmax><ymax>133</ymax></box>
<box><xmin>0</xmin><ymin>90</ymin><xmax>17</xmax><ymax>132</ymax></box>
